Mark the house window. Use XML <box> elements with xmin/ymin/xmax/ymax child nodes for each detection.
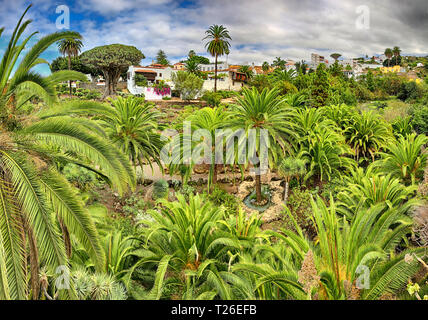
<box><xmin>127</xmin><ymin>72</ymin><xmax>131</xmax><ymax>80</ymax></box>
<box><xmin>159</xmin><ymin>73</ymin><xmax>162</xmax><ymax>77</ymax></box>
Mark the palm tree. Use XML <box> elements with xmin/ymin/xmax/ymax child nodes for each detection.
<box><xmin>203</xmin><ymin>25</ymin><xmax>232</xmax><ymax>92</ymax></box>
<box><xmin>384</xmin><ymin>48</ymin><xmax>393</xmax><ymax>67</ymax></box>
<box><xmin>230</xmin><ymin>88</ymin><xmax>296</xmax><ymax>202</ymax></box>
<box><xmin>0</xmin><ymin>7</ymin><xmax>136</xmax><ymax>300</ymax></box>
<box><xmin>43</xmin><ymin>96</ymin><xmax>164</xmax><ymax>175</ymax></box>
<box><xmin>0</xmin><ymin>5</ymin><xmax>86</xmax><ymax>126</ymax></box>
<box><xmin>270</xmin><ymin>68</ymin><xmax>297</xmax><ymax>83</ymax></box>
<box><xmin>272</xmin><ymin>57</ymin><xmax>286</xmax><ymax>70</ymax></box>
<box><xmin>188</xmin><ymin>49</ymin><xmax>196</xmax><ymax>58</ymax></box>
<box><xmin>58</xmin><ymin>37</ymin><xmax>83</xmax><ymax>97</ymax></box>
<box><xmin>185</xmin><ymin>58</ymin><xmax>201</xmax><ymax>75</ymax></box>
<box><xmin>237</xmin><ymin>65</ymin><xmax>253</xmax><ymax>81</ymax></box>
<box><xmin>392</xmin><ymin>46</ymin><xmax>402</xmax><ymax>66</ymax></box>
<box><xmin>262</xmin><ymin>61</ymin><xmax>270</xmax><ymax>73</ymax></box>
<box><xmin>189</xmin><ymin>106</ymin><xmax>228</xmax><ymax>190</ymax></box>
<box><xmin>278</xmin><ymin>157</ymin><xmax>306</xmax><ymax>204</ymax></box>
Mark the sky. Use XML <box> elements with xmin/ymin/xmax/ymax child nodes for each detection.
<box><xmin>1</xmin><ymin>0</ymin><xmax>427</xmax><ymax>76</ymax></box>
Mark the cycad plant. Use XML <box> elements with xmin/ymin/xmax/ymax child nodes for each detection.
<box><xmin>336</xmin><ymin>167</ymin><xmax>418</xmax><ymax>218</ymax></box>
<box><xmin>0</xmin><ymin>6</ymin><xmax>135</xmax><ymax>300</ymax></box>
<box><xmin>284</xmin><ymin>92</ymin><xmax>308</xmax><ymax>108</ymax></box>
<box><xmin>392</xmin><ymin>116</ymin><xmax>413</xmax><ymax>138</ymax></box>
<box><xmin>292</xmin><ymin>107</ymin><xmax>332</xmax><ymax>145</ymax></box>
<box><xmin>322</xmin><ymin>104</ymin><xmax>357</xmax><ymax>131</ymax></box>
<box><xmin>344</xmin><ymin>111</ymin><xmax>392</xmax><ymax>162</ymax></box>
<box><xmin>374</xmin><ymin>133</ymin><xmax>428</xmax><ymax>185</ymax></box>
<box><xmin>127</xmin><ymin>194</ymin><xmax>253</xmax><ymax>299</ymax></box>
<box><xmin>188</xmin><ymin>106</ymin><xmax>229</xmax><ymax>190</ymax></box>
<box><xmin>245</xmin><ymin>197</ymin><xmax>426</xmax><ymax>300</ymax></box>
<box><xmin>230</xmin><ymin>87</ymin><xmax>296</xmax><ymax>202</ymax></box>
<box><xmin>231</xmin><ymin>244</ymin><xmax>307</xmax><ymax>300</ymax></box>
<box><xmin>300</xmin><ymin>125</ymin><xmax>355</xmax><ymax>182</ymax></box>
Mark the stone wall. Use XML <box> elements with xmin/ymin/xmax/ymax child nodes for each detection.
<box><xmin>78</xmin><ymin>81</ymin><xmax>127</xmax><ymax>92</ymax></box>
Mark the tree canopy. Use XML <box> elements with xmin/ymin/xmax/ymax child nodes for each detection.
<box><xmin>81</xmin><ymin>44</ymin><xmax>144</xmax><ymax>98</ymax></box>
<box><xmin>156</xmin><ymin>50</ymin><xmax>169</xmax><ymax>66</ymax></box>
<box><xmin>50</xmin><ymin>56</ymin><xmax>99</xmax><ymax>76</ymax></box>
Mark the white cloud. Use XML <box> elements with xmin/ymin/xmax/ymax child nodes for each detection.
<box><xmin>1</xmin><ymin>0</ymin><xmax>427</xmax><ymax>67</ymax></box>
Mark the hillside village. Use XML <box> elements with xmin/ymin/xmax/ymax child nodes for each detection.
<box><xmin>69</xmin><ymin>49</ymin><xmax>427</xmax><ymax>101</ymax></box>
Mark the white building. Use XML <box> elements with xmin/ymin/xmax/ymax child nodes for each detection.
<box><xmin>197</xmin><ymin>62</ymin><xmax>228</xmax><ymax>72</ymax></box>
<box><xmin>127</xmin><ymin>62</ymin><xmax>248</xmax><ymax>99</ymax></box>
<box><xmin>310</xmin><ymin>53</ymin><xmax>330</xmax><ymax>69</ymax></box>
<box><xmin>127</xmin><ymin>64</ymin><xmax>176</xmax><ymax>100</ymax></box>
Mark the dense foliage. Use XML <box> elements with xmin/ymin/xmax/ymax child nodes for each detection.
<box><xmin>1</xmin><ymin>6</ymin><xmax>428</xmax><ymax>302</ymax></box>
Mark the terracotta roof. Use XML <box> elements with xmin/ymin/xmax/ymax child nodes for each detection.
<box><xmin>135</xmin><ymin>69</ymin><xmax>157</xmax><ymax>73</ymax></box>
<box><xmin>143</xmin><ymin>63</ymin><xmax>168</xmax><ymax>69</ymax></box>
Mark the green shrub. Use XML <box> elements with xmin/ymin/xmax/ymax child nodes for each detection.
<box><xmin>397</xmin><ymin>81</ymin><xmax>424</xmax><ymax>101</ymax></box>
<box><xmin>84</xmin><ymin>89</ymin><xmax>101</xmax><ymax>100</ymax></box>
<box><xmin>201</xmin><ymin>91</ymin><xmax>222</xmax><ymax>106</ymax></box>
<box><xmin>122</xmin><ymin>192</ymin><xmax>152</xmax><ymax>217</ymax></box>
<box><xmin>275</xmin><ymin>80</ymin><xmax>298</xmax><ymax>95</ymax></box>
<box><xmin>217</xmin><ymin>90</ymin><xmax>234</xmax><ymax>99</ymax></box>
<box><xmin>152</xmin><ymin>179</ymin><xmax>169</xmax><ymax>200</ymax></box>
<box><xmin>205</xmin><ymin>186</ymin><xmax>239</xmax><ymax>216</ymax></box>
<box><xmin>410</xmin><ymin>104</ymin><xmax>428</xmax><ymax>135</ymax></box>
<box><xmin>171</xmin><ymin>71</ymin><xmax>204</xmax><ymax>100</ymax></box>
<box><xmin>179</xmin><ymin>184</ymin><xmax>195</xmax><ymax>200</ymax></box>
<box><xmin>62</xmin><ymin>163</ymin><xmax>103</xmax><ymax>191</ymax></box>
<box><xmin>283</xmin><ymin>186</ymin><xmax>317</xmax><ymax>235</ymax></box>
<box><xmin>135</xmin><ymin>73</ymin><xmax>148</xmax><ymax>87</ymax></box>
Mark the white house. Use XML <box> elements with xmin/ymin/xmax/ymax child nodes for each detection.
<box><xmin>197</xmin><ymin>62</ymin><xmax>228</xmax><ymax>72</ymax></box>
<box><xmin>127</xmin><ymin>64</ymin><xmax>176</xmax><ymax>100</ymax></box>
<box><xmin>127</xmin><ymin>62</ymin><xmax>249</xmax><ymax>99</ymax></box>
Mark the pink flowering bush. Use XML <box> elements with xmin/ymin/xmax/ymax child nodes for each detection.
<box><xmin>153</xmin><ymin>81</ymin><xmax>171</xmax><ymax>96</ymax></box>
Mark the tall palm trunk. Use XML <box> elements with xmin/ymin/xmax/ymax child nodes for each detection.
<box><xmin>214</xmin><ymin>53</ymin><xmax>218</xmax><ymax>92</ymax></box>
<box><xmin>283</xmin><ymin>180</ymin><xmax>289</xmax><ymax>204</ymax></box>
<box><xmin>211</xmin><ymin>163</ymin><xmax>218</xmax><ymax>193</ymax></box>
<box><xmin>255</xmin><ymin>173</ymin><xmax>262</xmax><ymax>203</ymax></box>
<box><xmin>67</xmin><ymin>54</ymin><xmax>72</xmax><ymax>97</ymax></box>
